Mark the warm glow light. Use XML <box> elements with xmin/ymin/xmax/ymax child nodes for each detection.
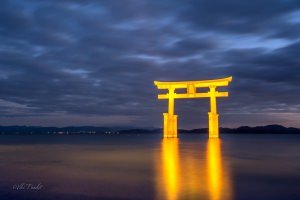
<box><xmin>154</xmin><ymin>77</ymin><xmax>232</xmax><ymax>138</ymax></box>
<box><xmin>156</xmin><ymin>138</ymin><xmax>233</xmax><ymax>200</ymax></box>
<box><xmin>206</xmin><ymin>138</ymin><xmax>232</xmax><ymax>200</ymax></box>
<box><xmin>161</xmin><ymin>138</ymin><xmax>180</xmax><ymax>200</ymax></box>
<box><xmin>207</xmin><ymin>139</ymin><xmax>222</xmax><ymax>200</ymax></box>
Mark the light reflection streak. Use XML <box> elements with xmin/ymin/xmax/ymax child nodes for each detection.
<box><xmin>206</xmin><ymin>138</ymin><xmax>232</xmax><ymax>200</ymax></box>
<box><xmin>160</xmin><ymin>138</ymin><xmax>180</xmax><ymax>200</ymax></box>
<box><xmin>157</xmin><ymin>138</ymin><xmax>232</xmax><ymax>200</ymax></box>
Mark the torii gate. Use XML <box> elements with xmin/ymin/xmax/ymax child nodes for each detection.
<box><xmin>154</xmin><ymin>76</ymin><xmax>232</xmax><ymax>138</ymax></box>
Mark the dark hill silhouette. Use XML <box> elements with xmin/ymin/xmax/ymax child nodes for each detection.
<box><xmin>0</xmin><ymin>124</ymin><xmax>299</xmax><ymax>135</ymax></box>
<box><xmin>183</xmin><ymin>124</ymin><xmax>300</xmax><ymax>134</ymax></box>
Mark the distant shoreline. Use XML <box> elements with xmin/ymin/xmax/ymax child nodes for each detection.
<box><xmin>0</xmin><ymin>124</ymin><xmax>299</xmax><ymax>135</ymax></box>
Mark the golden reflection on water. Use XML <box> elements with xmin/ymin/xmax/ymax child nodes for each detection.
<box><xmin>157</xmin><ymin>138</ymin><xmax>232</xmax><ymax>200</ymax></box>
<box><xmin>161</xmin><ymin>138</ymin><xmax>180</xmax><ymax>200</ymax></box>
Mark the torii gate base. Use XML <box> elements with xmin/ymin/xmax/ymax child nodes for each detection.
<box><xmin>163</xmin><ymin>112</ymin><xmax>219</xmax><ymax>138</ymax></box>
<box><xmin>208</xmin><ymin>112</ymin><xmax>219</xmax><ymax>138</ymax></box>
<box><xmin>155</xmin><ymin>77</ymin><xmax>232</xmax><ymax>139</ymax></box>
<box><xmin>163</xmin><ymin>113</ymin><xmax>178</xmax><ymax>138</ymax></box>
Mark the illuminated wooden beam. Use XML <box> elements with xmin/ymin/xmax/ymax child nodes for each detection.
<box><xmin>154</xmin><ymin>76</ymin><xmax>232</xmax><ymax>89</ymax></box>
<box><xmin>158</xmin><ymin>92</ymin><xmax>228</xmax><ymax>99</ymax></box>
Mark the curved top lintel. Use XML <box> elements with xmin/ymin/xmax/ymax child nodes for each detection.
<box><xmin>154</xmin><ymin>76</ymin><xmax>232</xmax><ymax>89</ymax></box>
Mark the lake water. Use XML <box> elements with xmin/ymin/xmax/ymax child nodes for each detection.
<box><xmin>0</xmin><ymin>134</ymin><xmax>299</xmax><ymax>200</ymax></box>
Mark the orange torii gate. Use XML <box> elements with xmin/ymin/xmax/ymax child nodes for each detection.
<box><xmin>154</xmin><ymin>76</ymin><xmax>232</xmax><ymax>138</ymax></box>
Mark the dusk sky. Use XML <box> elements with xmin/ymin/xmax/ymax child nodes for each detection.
<box><xmin>1</xmin><ymin>0</ymin><xmax>300</xmax><ymax>128</ymax></box>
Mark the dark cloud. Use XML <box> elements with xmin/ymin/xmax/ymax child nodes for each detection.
<box><xmin>182</xmin><ymin>0</ymin><xmax>300</xmax><ymax>35</ymax></box>
<box><xmin>0</xmin><ymin>0</ymin><xmax>300</xmax><ymax>128</ymax></box>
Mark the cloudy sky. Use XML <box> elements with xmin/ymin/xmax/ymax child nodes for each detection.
<box><xmin>0</xmin><ymin>0</ymin><xmax>300</xmax><ymax>128</ymax></box>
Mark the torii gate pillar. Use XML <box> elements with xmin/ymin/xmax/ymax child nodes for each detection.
<box><xmin>208</xmin><ymin>86</ymin><xmax>219</xmax><ymax>138</ymax></box>
<box><xmin>163</xmin><ymin>87</ymin><xmax>178</xmax><ymax>138</ymax></box>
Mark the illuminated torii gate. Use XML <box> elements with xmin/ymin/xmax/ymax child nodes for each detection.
<box><xmin>154</xmin><ymin>76</ymin><xmax>232</xmax><ymax>138</ymax></box>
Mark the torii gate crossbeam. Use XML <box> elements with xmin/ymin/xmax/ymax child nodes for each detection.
<box><xmin>154</xmin><ymin>76</ymin><xmax>232</xmax><ymax>138</ymax></box>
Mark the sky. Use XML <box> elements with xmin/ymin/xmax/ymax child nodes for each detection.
<box><xmin>0</xmin><ymin>0</ymin><xmax>300</xmax><ymax>128</ymax></box>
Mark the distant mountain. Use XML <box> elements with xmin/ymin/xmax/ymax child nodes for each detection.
<box><xmin>182</xmin><ymin>124</ymin><xmax>300</xmax><ymax>134</ymax></box>
<box><xmin>221</xmin><ymin>124</ymin><xmax>300</xmax><ymax>134</ymax></box>
<box><xmin>0</xmin><ymin>124</ymin><xmax>299</xmax><ymax>135</ymax></box>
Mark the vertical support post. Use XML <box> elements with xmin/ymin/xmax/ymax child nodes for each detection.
<box><xmin>168</xmin><ymin>88</ymin><xmax>175</xmax><ymax>115</ymax></box>
<box><xmin>208</xmin><ymin>86</ymin><xmax>219</xmax><ymax>138</ymax></box>
<box><xmin>163</xmin><ymin>88</ymin><xmax>178</xmax><ymax>138</ymax></box>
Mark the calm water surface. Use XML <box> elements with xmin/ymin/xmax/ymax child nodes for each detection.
<box><xmin>0</xmin><ymin>134</ymin><xmax>299</xmax><ymax>200</ymax></box>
